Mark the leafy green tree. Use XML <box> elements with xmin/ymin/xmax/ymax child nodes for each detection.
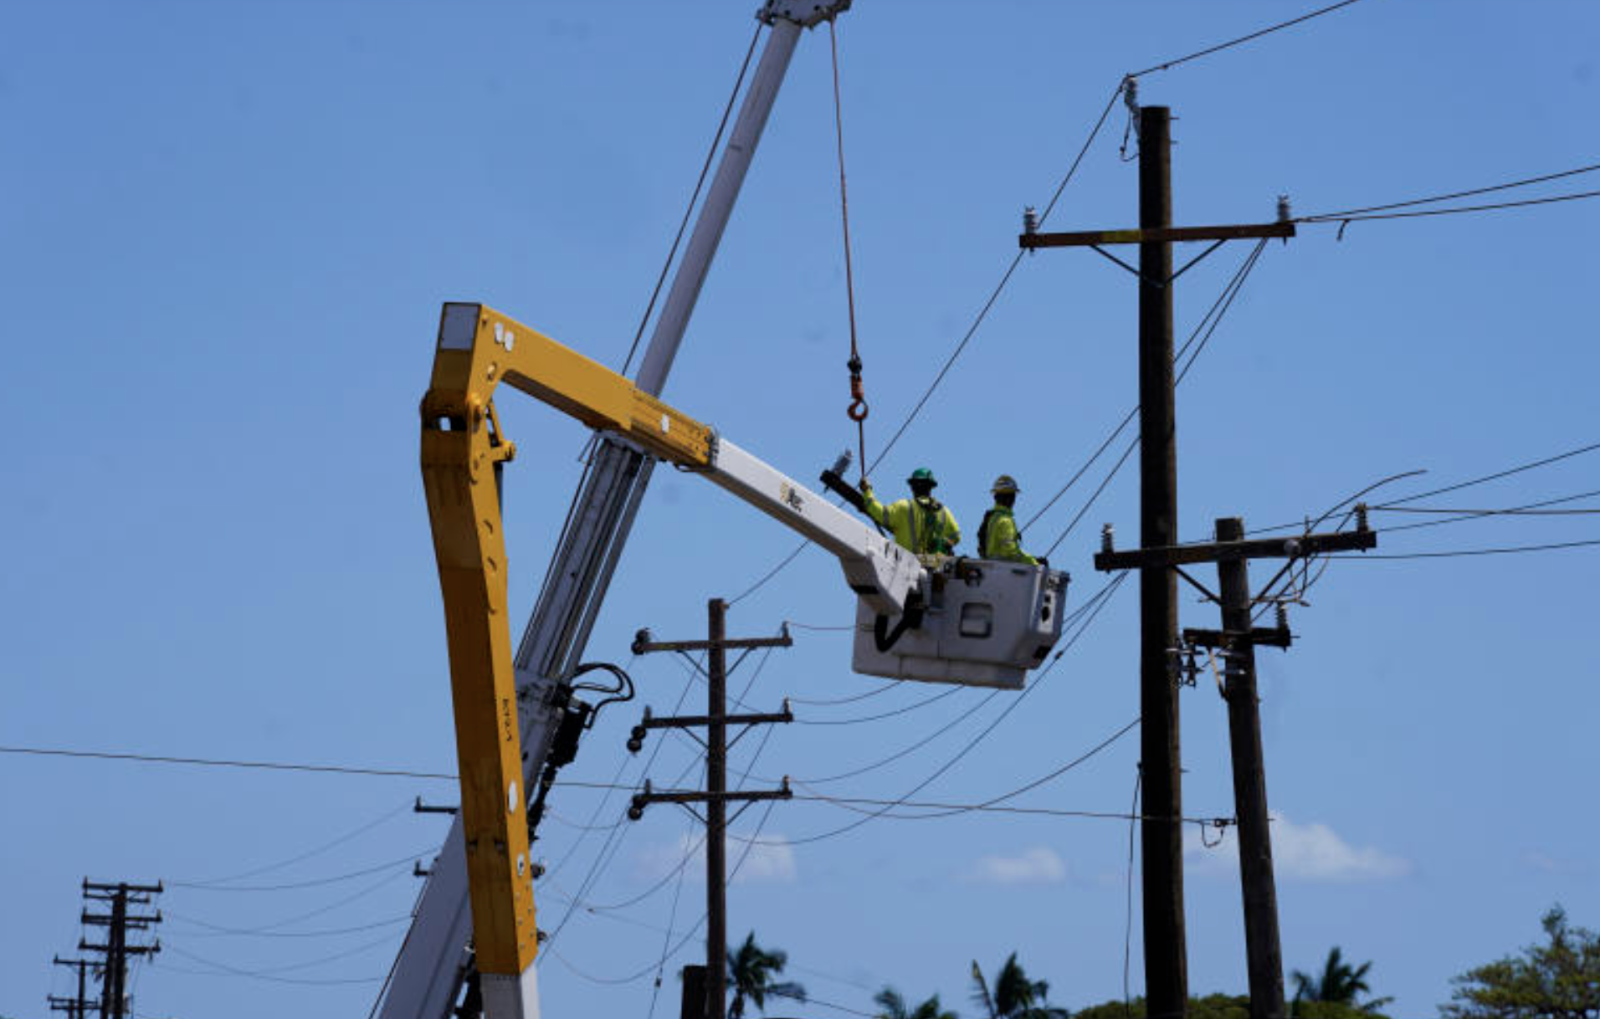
<box><xmin>1073</xmin><ymin>994</ymin><xmax>1390</xmax><ymax>1019</ymax></box>
<box><xmin>970</xmin><ymin>953</ymin><xmax>1069</xmax><ymax>1019</ymax></box>
<box><xmin>875</xmin><ymin>986</ymin><xmax>959</xmax><ymax>1019</ymax></box>
<box><xmin>726</xmin><ymin>931</ymin><xmax>806</xmax><ymax>1018</ymax></box>
<box><xmin>1441</xmin><ymin>905</ymin><xmax>1600</xmax><ymax>1019</ymax></box>
<box><xmin>1292</xmin><ymin>947</ymin><xmax>1393</xmax><ymax>1015</ymax></box>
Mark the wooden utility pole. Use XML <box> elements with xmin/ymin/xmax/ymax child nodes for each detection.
<box><xmin>1215</xmin><ymin>516</ymin><xmax>1286</xmax><ymax>1019</ymax></box>
<box><xmin>49</xmin><ymin>957</ymin><xmax>94</xmax><ymax>1019</ymax></box>
<box><xmin>1136</xmin><ymin>104</ymin><xmax>1187</xmax><ymax>1019</ymax></box>
<box><xmin>79</xmin><ymin>880</ymin><xmax>162</xmax><ymax>1019</ymax></box>
<box><xmin>680</xmin><ymin>964</ymin><xmax>709</xmax><ymax>1019</ymax></box>
<box><xmin>630</xmin><ymin>602</ymin><xmax>794</xmax><ymax>1019</ymax></box>
<box><xmin>1019</xmin><ymin>102</ymin><xmax>1294</xmax><ymax>1019</ymax></box>
<box><xmin>1097</xmin><ymin>515</ymin><xmax>1375</xmax><ymax>1019</ymax></box>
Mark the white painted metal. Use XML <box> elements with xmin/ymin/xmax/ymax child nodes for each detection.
<box><xmin>378</xmin><ymin>827</ymin><xmax>473</xmax><ymax>1019</ymax></box>
<box><xmin>375</xmin><ymin>7</ymin><xmax>819</xmax><ymax>1017</ymax></box>
<box><xmin>481</xmin><ymin>970</ymin><xmax>542</xmax><ymax>1019</ymax></box>
<box><xmin>706</xmin><ymin>438</ymin><xmax>923</xmax><ymax>616</ymax></box>
<box><xmin>632</xmin><ymin>18</ymin><xmax>800</xmax><ymax>396</ymax></box>
<box><xmin>851</xmin><ymin>560</ymin><xmax>1071</xmax><ymax>690</ymax></box>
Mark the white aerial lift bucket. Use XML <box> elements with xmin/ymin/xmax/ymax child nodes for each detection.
<box><xmin>851</xmin><ymin>557</ymin><xmax>1070</xmax><ymax>690</ymax></box>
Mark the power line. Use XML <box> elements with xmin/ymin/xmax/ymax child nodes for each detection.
<box><xmin>190</xmin><ymin>868</ymin><xmax>413</xmax><ymax>935</ymax></box>
<box><xmin>1333</xmin><ymin>536</ymin><xmax>1600</xmax><ymax>560</ymax></box>
<box><xmin>1300</xmin><ymin>188</ymin><xmax>1600</xmax><ymax>227</ymax></box>
<box><xmin>728</xmin><ymin>80</ymin><xmax>1128</xmax><ymax>608</ymax></box>
<box><xmin>161</xmin><ymin>941</ymin><xmax>391</xmax><ymax>986</ymax></box>
<box><xmin>788</xmin><ymin>716</ymin><xmax>1151</xmax><ymax>823</ymax></box>
<box><xmin>1376</xmin><ymin>500</ymin><xmax>1600</xmax><ymax>518</ymax></box>
<box><xmin>766</xmin><ymin>572</ymin><xmax>1130</xmax><ymax>848</ymax></box>
<box><xmin>763</xmin><ymin>576</ymin><xmax>1126</xmax><ymax>788</ymax></box>
<box><xmin>165</xmin><ymin>800</ymin><xmax>414</xmax><ymax>888</ymax></box>
<box><xmin>543</xmin><ymin>643</ymin><xmax>781</xmax><ymax>946</ymax></box>
<box><xmin>0</xmin><ymin>745</ymin><xmax>456</xmax><ymax>781</ymax></box>
<box><xmin>1127</xmin><ymin>0</ymin><xmax>1370</xmax><ymax>78</ymax></box>
<box><xmin>870</xmin><ymin>80</ymin><xmax>1125</xmax><ymax>476</ymax></box>
<box><xmin>1375</xmin><ymin>441</ymin><xmax>1600</xmax><ymax>508</ymax></box>
<box><xmin>1244</xmin><ymin>442</ymin><xmax>1600</xmax><ymax>541</ymax></box>
<box><xmin>792</xmin><ymin>685</ymin><xmax>963</xmax><ymax>726</ymax></box>
<box><xmin>1297</xmin><ymin>161</ymin><xmax>1600</xmax><ymax>222</ymax></box>
<box><xmin>1037</xmin><ymin>240</ymin><xmax>1271</xmax><ymax>556</ymax></box>
<box><xmin>168</xmin><ymin>848</ymin><xmax>439</xmax><ymax>893</ymax></box>
<box><xmin>1372</xmin><ymin>489</ymin><xmax>1600</xmax><ymax>535</ymax></box>
<box><xmin>163</xmin><ymin>911</ymin><xmax>412</xmax><ymax>940</ymax></box>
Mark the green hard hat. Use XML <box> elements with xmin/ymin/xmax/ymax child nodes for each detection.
<box><xmin>907</xmin><ymin>467</ymin><xmax>938</xmax><ymax>487</ymax></box>
<box><xmin>992</xmin><ymin>474</ymin><xmax>1020</xmax><ymax>494</ymax></box>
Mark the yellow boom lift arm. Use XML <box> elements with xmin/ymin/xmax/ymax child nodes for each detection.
<box><xmin>419</xmin><ymin>301</ymin><xmax>1068</xmax><ymax>1014</ymax></box>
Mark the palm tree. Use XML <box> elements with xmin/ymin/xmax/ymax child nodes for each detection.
<box><xmin>726</xmin><ymin>931</ymin><xmax>806</xmax><ymax>1018</ymax></box>
<box><xmin>969</xmin><ymin>954</ymin><xmax>1070</xmax><ymax>1019</ymax></box>
<box><xmin>1290</xmin><ymin>947</ymin><xmax>1393</xmax><ymax>1014</ymax></box>
<box><xmin>875</xmin><ymin>987</ymin><xmax>960</xmax><ymax>1019</ymax></box>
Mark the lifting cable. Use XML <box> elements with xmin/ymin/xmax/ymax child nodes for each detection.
<box><xmin>828</xmin><ymin>16</ymin><xmax>870</xmax><ymax>484</ymax></box>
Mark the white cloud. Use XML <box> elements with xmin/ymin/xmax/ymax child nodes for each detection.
<box><xmin>1185</xmin><ymin>813</ymin><xmax>1410</xmax><ymax>882</ymax></box>
<box><xmin>1522</xmin><ymin>851</ymin><xmax>1590</xmax><ymax>877</ymax></box>
<box><xmin>637</xmin><ymin>833</ymin><xmax>797</xmax><ymax>885</ymax></box>
<box><xmin>970</xmin><ymin>846</ymin><xmax>1068</xmax><ymax>885</ymax></box>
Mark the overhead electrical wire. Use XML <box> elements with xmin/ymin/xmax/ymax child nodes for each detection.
<box><xmin>543</xmin><ymin>642</ymin><xmax>780</xmax><ymax>942</ymax></box>
<box><xmin>1372</xmin><ymin>489</ymin><xmax>1600</xmax><ymax>534</ymax></box>
<box><xmin>0</xmin><ymin>744</ymin><xmax>455</xmax><ymax>781</ymax></box>
<box><xmin>1126</xmin><ymin>0</ymin><xmax>1371</xmax><ymax>78</ymax></box>
<box><xmin>734</xmin><ymin>576</ymin><xmax>1125</xmax><ymax>789</ymax></box>
<box><xmin>747</xmin><ymin>572</ymin><xmax>1129</xmax><ymax>849</ymax></box>
<box><xmin>165</xmin><ymin>800</ymin><xmax>414</xmax><ymax>888</ymax></box>
<box><xmin>788</xmin><ymin>715</ymin><xmax>1152</xmax><ymax>824</ymax></box>
<box><xmin>1332</xmin><ymin>537</ymin><xmax>1600</xmax><ymax>560</ymax></box>
<box><xmin>164</xmin><ymin>910</ymin><xmax>412</xmax><ymax>940</ymax></box>
<box><xmin>1375</xmin><ymin>441</ymin><xmax>1600</xmax><ymax>508</ymax></box>
<box><xmin>168</xmin><ymin>848</ymin><xmax>440</xmax><ymax>893</ymax></box>
<box><xmin>162</xmin><ymin>940</ymin><xmax>392</xmax><ymax>987</ymax></box>
<box><xmin>1035</xmin><ymin>239</ymin><xmax>1271</xmax><ymax>557</ymax></box>
<box><xmin>542</xmin><ymin>790</ymin><xmax>783</xmax><ymax>987</ymax></box>
<box><xmin>728</xmin><ymin>80</ymin><xmax>1129</xmax><ymax>609</ymax></box>
<box><xmin>869</xmin><ymin>80</ymin><xmax>1127</xmax><ymax>477</ymax></box>
<box><xmin>1296</xmin><ymin>161</ymin><xmax>1600</xmax><ymax>224</ymax></box>
<box><xmin>792</xmin><ymin>685</ymin><xmax>963</xmax><ymax>726</ymax></box>
<box><xmin>1301</xmin><ymin>188</ymin><xmax>1600</xmax><ymax>228</ymax></box>
<box><xmin>518</xmin><ymin>13</ymin><xmax>1400</xmax><ymax>993</ymax></box>
<box><xmin>727</xmin><ymin>0</ymin><xmax>1359</xmax><ymax>607</ymax></box>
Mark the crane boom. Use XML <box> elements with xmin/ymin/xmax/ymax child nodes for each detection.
<box><xmin>378</xmin><ymin>9</ymin><xmax>849</xmax><ymax>1017</ymax></box>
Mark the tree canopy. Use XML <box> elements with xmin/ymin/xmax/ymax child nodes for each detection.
<box><xmin>726</xmin><ymin>931</ymin><xmax>806</xmax><ymax>1019</ymax></box>
<box><xmin>969</xmin><ymin>952</ymin><xmax>1069</xmax><ymax>1019</ymax></box>
<box><xmin>1441</xmin><ymin>905</ymin><xmax>1600</xmax><ymax>1019</ymax></box>
<box><xmin>1292</xmin><ymin>946</ymin><xmax>1394</xmax><ymax>1015</ymax></box>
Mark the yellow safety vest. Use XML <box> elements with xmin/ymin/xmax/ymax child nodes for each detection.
<box><xmin>863</xmin><ymin>489</ymin><xmax>960</xmax><ymax>555</ymax></box>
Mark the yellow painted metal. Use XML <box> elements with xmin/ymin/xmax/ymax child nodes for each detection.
<box><xmin>418</xmin><ymin>303</ymin><xmax>711</xmax><ymax>977</ymax></box>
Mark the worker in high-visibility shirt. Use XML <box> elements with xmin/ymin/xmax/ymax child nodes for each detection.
<box><xmin>860</xmin><ymin>467</ymin><xmax>961</xmax><ymax>556</ymax></box>
<box><xmin>979</xmin><ymin>475</ymin><xmax>1046</xmax><ymax>566</ymax></box>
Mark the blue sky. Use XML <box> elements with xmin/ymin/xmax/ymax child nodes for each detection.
<box><xmin>3</xmin><ymin>3</ymin><xmax>1598</xmax><ymax>1018</ymax></box>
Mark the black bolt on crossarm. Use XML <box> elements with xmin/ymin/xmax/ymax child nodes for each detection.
<box><xmin>628</xmin><ymin>599</ymin><xmax>794</xmax><ymax>1019</ymax></box>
